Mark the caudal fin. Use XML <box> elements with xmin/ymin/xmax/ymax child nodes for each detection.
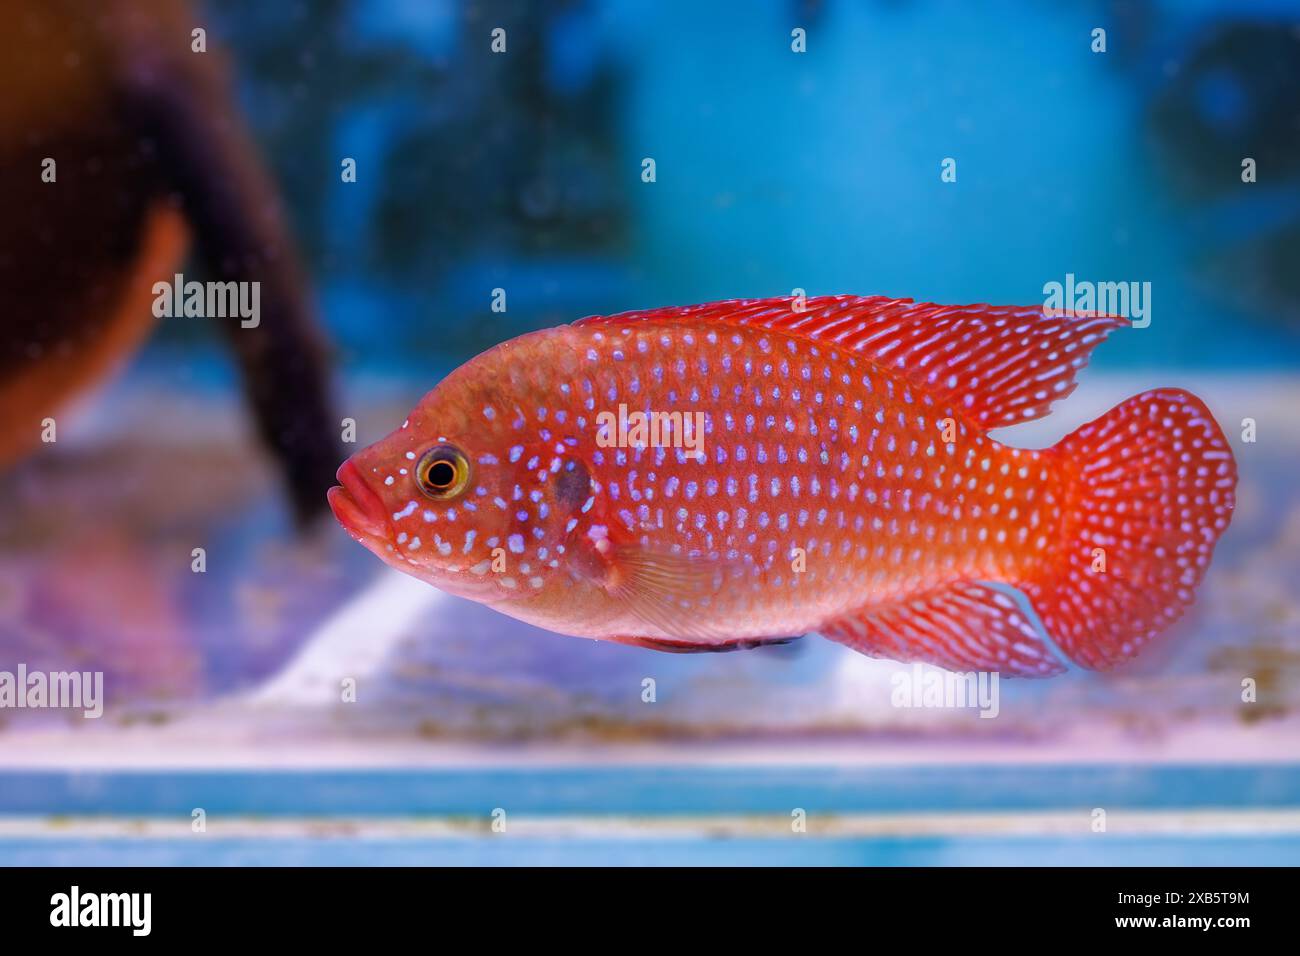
<box><xmin>1021</xmin><ymin>388</ymin><xmax>1237</xmax><ymax>670</ymax></box>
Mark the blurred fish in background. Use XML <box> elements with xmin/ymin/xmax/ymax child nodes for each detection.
<box><xmin>0</xmin><ymin>0</ymin><xmax>339</xmax><ymax>521</ymax></box>
<box><xmin>0</xmin><ymin>0</ymin><xmax>343</xmax><ymax>702</ymax></box>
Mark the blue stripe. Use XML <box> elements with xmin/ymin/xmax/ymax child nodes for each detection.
<box><xmin>2</xmin><ymin>765</ymin><xmax>1298</xmax><ymax>816</ymax></box>
<box><xmin>3</xmin><ymin>835</ymin><xmax>1299</xmax><ymax>867</ymax></box>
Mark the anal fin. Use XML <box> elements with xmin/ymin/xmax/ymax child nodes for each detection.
<box><xmin>819</xmin><ymin>581</ymin><xmax>1066</xmax><ymax>677</ymax></box>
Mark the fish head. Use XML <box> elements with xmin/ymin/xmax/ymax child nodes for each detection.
<box><xmin>328</xmin><ymin>332</ymin><xmax>600</xmax><ymax>611</ymax></box>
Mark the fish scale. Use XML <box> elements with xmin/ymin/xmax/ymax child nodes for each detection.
<box><xmin>329</xmin><ymin>295</ymin><xmax>1236</xmax><ymax>677</ymax></box>
<box><xmin>561</xmin><ymin>322</ymin><xmax>1060</xmax><ymax>628</ymax></box>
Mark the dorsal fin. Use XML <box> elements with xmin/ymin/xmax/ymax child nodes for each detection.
<box><xmin>574</xmin><ymin>295</ymin><xmax>1128</xmax><ymax>429</ymax></box>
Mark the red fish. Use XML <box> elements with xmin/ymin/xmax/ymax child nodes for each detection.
<box><xmin>329</xmin><ymin>296</ymin><xmax>1237</xmax><ymax>676</ymax></box>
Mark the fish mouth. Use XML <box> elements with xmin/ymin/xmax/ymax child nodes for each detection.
<box><xmin>328</xmin><ymin>460</ymin><xmax>390</xmax><ymax>541</ymax></box>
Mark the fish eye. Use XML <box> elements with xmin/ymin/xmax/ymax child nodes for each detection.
<box><xmin>416</xmin><ymin>445</ymin><xmax>470</xmax><ymax>500</ymax></box>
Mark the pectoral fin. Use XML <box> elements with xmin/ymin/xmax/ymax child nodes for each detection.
<box><xmin>578</xmin><ymin>536</ymin><xmax>755</xmax><ymax>646</ymax></box>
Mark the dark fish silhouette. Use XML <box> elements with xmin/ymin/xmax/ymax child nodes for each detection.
<box><xmin>0</xmin><ymin>0</ymin><xmax>337</xmax><ymax>522</ymax></box>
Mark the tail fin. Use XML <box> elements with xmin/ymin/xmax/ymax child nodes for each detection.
<box><xmin>1022</xmin><ymin>388</ymin><xmax>1237</xmax><ymax>670</ymax></box>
